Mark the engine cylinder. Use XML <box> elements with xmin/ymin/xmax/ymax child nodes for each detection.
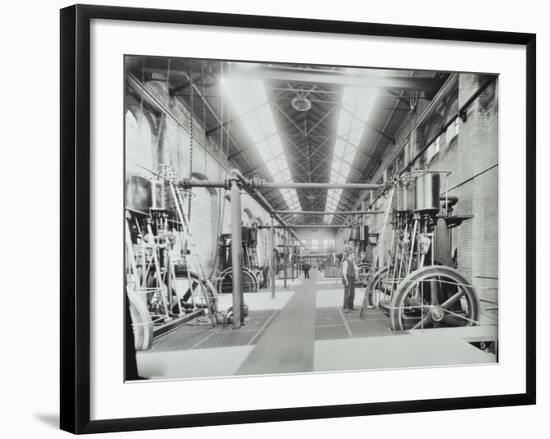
<box><xmin>397</xmin><ymin>181</ymin><xmax>416</xmax><ymax>212</ymax></box>
<box><xmin>414</xmin><ymin>173</ymin><xmax>440</xmax><ymax>213</ymax></box>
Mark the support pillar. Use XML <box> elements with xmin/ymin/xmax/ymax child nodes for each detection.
<box><xmin>283</xmin><ymin>228</ymin><xmax>288</xmax><ymax>289</ymax></box>
<box><xmin>230</xmin><ymin>180</ymin><xmax>243</xmax><ymax>328</ymax></box>
<box><xmin>270</xmin><ymin>216</ymin><xmax>276</xmax><ymax>299</ymax></box>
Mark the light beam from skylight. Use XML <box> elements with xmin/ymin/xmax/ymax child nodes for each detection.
<box><xmin>325</xmin><ymin>85</ymin><xmax>377</xmax><ymax>223</ymax></box>
<box><xmin>222</xmin><ymin>75</ymin><xmax>300</xmax><ymax>211</ymax></box>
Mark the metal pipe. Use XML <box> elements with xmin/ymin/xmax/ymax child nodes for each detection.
<box><xmin>183</xmin><ymin>171</ymin><xmax>376</xmax><ymax>246</ymax></box>
<box><xmin>229</xmin><ymin>169</ymin><xmax>304</xmax><ymax>248</ymax></box>
<box><xmin>230</xmin><ymin>180</ymin><xmax>243</xmax><ymax>329</ymax></box>
<box><xmin>230</xmin><ymin>170</ymin><xmax>282</xmax><ymax>222</ymax></box>
<box><xmin>275</xmin><ymin>210</ymin><xmax>384</xmax><ymax>215</ymax></box>
<box><xmin>291</xmin><ymin>224</ymin><xmax>350</xmax><ymax>229</ymax></box>
<box><xmin>357</xmin><ymin>74</ymin><xmax>494</xmax><ymax>215</ymax></box>
<box><xmin>181</xmin><ymin>178</ymin><xmax>228</xmax><ymax>188</ymax></box>
<box><xmin>270</xmin><ymin>216</ymin><xmax>276</xmax><ymax>299</ymax></box>
<box><xmin>403</xmin><ymin>76</ymin><xmax>497</xmax><ymax>175</ymax></box>
<box><xmin>259</xmin><ymin>182</ymin><xmax>382</xmax><ymax>190</ymax></box>
<box><xmin>283</xmin><ymin>228</ymin><xmax>288</xmax><ymax>289</ymax></box>
<box><xmin>260</xmin><ymin>224</ymin><xmax>351</xmax><ymax>229</ymax></box>
<box><xmin>180</xmin><ymin>171</ymin><xmax>303</xmax><ymax>248</ymax></box>
<box><xmin>353</xmin><ymin>73</ymin><xmax>460</xmax><ymax>210</ymax></box>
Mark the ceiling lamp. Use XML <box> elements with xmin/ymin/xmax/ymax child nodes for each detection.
<box><xmin>291</xmin><ymin>96</ymin><xmax>312</xmax><ymax>112</ymax></box>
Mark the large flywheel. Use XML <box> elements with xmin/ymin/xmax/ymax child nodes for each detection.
<box><xmin>365</xmin><ymin>266</ymin><xmax>392</xmax><ymax>309</ymax></box>
<box><xmin>216</xmin><ymin>267</ymin><xmax>259</xmax><ymax>294</ymax></box>
<box><xmin>389</xmin><ymin>265</ymin><xmax>480</xmax><ymax>331</ymax></box>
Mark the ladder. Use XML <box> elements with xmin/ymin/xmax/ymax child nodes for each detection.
<box><xmin>125</xmin><ymin>214</ymin><xmax>170</xmax><ymax>322</ymax></box>
<box><xmin>168</xmin><ymin>182</ymin><xmax>219</xmax><ymax>325</ymax></box>
<box><xmin>359</xmin><ymin>185</ymin><xmax>396</xmax><ymax>318</ymax></box>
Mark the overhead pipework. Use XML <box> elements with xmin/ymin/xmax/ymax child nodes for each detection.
<box><xmin>274</xmin><ymin>210</ymin><xmax>384</xmax><ymax>215</ymax></box>
<box><xmin>180</xmin><ymin>176</ymin><xmax>383</xmax><ymax>191</ymax></box>
<box><xmin>178</xmin><ymin>170</ymin><xmax>384</xmax><ymax>244</ymax></box>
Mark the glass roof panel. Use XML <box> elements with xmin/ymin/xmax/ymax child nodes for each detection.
<box><xmin>224</xmin><ymin>76</ymin><xmax>301</xmax><ymax>210</ymax></box>
<box><xmin>326</xmin><ymin>83</ymin><xmax>377</xmax><ymax>216</ymax></box>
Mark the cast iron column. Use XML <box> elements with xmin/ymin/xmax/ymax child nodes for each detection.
<box><xmin>283</xmin><ymin>228</ymin><xmax>288</xmax><ymax>289</ymax></box>
<box><xmin>230</xmin><ymin>180</ymin><xmax>243</xmax><ymax>328</ymax></box>
<box><xmin>270</xmin><ymin>216</ymin><xmax>276</xmax><ymax>299</ymax></box>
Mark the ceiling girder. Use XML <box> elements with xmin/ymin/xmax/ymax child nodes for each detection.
<box><xmin>239</xmin><ymin>65</ymin><xmax>444</xmax><ymax>92</ymax></box>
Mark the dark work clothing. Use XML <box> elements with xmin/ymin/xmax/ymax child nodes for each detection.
<box><xmin>343</xmin><ymin>276</ymin><xmax>356</xmax><ymax>310</ymax></box>
<box><xmin>342</xmin><ymin>260</ymin><xmax>358</xmax><ymax>278</ymax></box>
<box><xmin>342</xmin><ymin>259</ymin><xmax>358</xmax><ymax>311</ymax></box>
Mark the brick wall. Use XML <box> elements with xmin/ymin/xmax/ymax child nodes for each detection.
<box><xmin>125</xmin><ymin>78</ymin><xmax>277</xmax><ymax>275</ymax></box>
<box><xmin>358</xmin><ymin>73</ymin><xmax>498</xmax><ymax>301</ymax></box>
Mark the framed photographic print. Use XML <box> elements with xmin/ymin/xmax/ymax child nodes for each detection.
<box><xmin>60</xmin><ymin>4</ymin><xmax>536</xmax><ymax>434</ymax></box>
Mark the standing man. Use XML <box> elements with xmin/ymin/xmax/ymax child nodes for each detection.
<box><xmin>342</xmin><ymin>252</ymin><xmax>358</xmax><ymax>313</ymax></box>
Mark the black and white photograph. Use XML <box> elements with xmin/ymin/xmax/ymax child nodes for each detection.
<box><xmin>0</xmin><ymin>0</ymin><xmax>545</xmax><ymax>435</ymax></box>
<box><xmin>124</xmin><ymin>56</ymin><xmax>499</xmax><ymax>381</ymax></box>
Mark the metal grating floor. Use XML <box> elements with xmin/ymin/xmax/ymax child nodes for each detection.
<box><xmin>315</xmin><ymin>312</ymin><xmax>343</xmax><ymax>326</ymax></box>
<box><xmin>145</xmin><ymin>310</ymin><xmax>278</xmax><ymax>353</ymax></box>
<box><xmin>194</xmin><ymin>330</ymin><xmax>258</xmax><ymax>349</ymax></box>
<box><xmin>315</xmin><ymin>325</ymin><xmax>349</xmax><ymax>340</ymax></box>
<box><xmin>314</xmin><ymin>307</ymin><xmax>399</xmax><ymax>341</ymax></box>
<box><xmin>148</xmin><ymin>307</ymin><xmax>401</xmax><ymax>351</ymax></box>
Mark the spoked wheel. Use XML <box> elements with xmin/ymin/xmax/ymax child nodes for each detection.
<box><xmin>172</xmin><ymin>268</ymin><xmax>214</xmax><ymax>312</ymax></box>
<box><xmin>357</xmin><ymin>263</ymin><xmax>372</xmax><ymax>287</ymax></box>
<box><xmin>389</xmin><ymin>265</ymin><xmax>480</xmax><ymax>331</ymax></box>
<box><xmin>127</xmin><ymin>291</ymin><xmax>153</xmax><ymax>351</ymax></box>
<box><xmin>366</xmin><ymin>266</ymin><xmax>394</xmax><ymax>309</ymax></box>
<box><xmin>254</xmin><ymin>269</ymin><xmax>265</xmax><ymax>288</ymax></box>
<box><xmin>216</xmin><ymin>267</ymin><xmax>259</xmax><ymax>294</ymax></box>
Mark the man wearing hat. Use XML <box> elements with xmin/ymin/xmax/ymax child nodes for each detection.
<box><xmin>342</xmin><ymin>250</ymin><xmax>359</xmax><ymax>313</ymax></box>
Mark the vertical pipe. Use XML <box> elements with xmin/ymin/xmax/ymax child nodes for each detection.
<box><xmin>166</xmin><ymin>249</ymin><xmax>172</xmax><ymax>313</ymax></box>
<box><xmin>283</xmin><ymin>228</ymin><xmax>288</xmax><ymax>289</ymax></box>
<box><xmin>407</xmin><ymin>218</ymin><xmax>418</xmax><ymax>276</ymax></box>
<box><xmin>288</xmin><ymin>237</ymin><xmax>295</xmax><ymax>280</ymax></box>
<box><xmin>270</xmin><ymin>216</ymin><xmax>276</xmax><ymax>299</ymax></box>
<box><xmin>397</xmin><ymin>222</ymin><xmax>408</xmax><ymax>282</ymax></box>
<box><xmin>230</xmin><ymin>180</ymin><xmax>243</xmax><ymax>328</ymax></box>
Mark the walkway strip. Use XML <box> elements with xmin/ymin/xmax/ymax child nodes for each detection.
<box><xmin>237</xmin><ymin>272</ymin><xmax>318</xmax><ymax>375</ymax></box>
<box><xmin>338</xmin><ymin>307</ymin><xmax>354</xmax><ymax>338</ymax></box>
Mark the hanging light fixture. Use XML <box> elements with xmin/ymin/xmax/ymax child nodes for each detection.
<box><xmin>291</xmin><ymin>96</ymin><xmax>312</xmax><ymax>112</ymax></box>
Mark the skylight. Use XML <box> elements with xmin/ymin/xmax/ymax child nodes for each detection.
<box><xmin>325</xmin><ymin>85</ymin><xmax>377</xmax><ymax>223</ymax></box>
<box><xmin>223</xmin><ymin>76</ymin><xmax>300</xmax><ymax>210</ymax></box>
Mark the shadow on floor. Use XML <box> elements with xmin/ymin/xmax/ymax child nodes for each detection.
<box><xmin>33</xmin><ymin>413</ymin><xmax>59</xmax><ymax>430</ymax></box>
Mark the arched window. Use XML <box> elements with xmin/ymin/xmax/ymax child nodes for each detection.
<box><xmin>125</xmin><ymin>109</ymin><xmax>153</xmax><ymax>176</ymax></box>
<box><xmin>187</xmin><ymin>173</ymin><xmax>218</xmax><ymax>272</ymax></box>
<box><xmin>242</xmin><ymin>208</ymin><xmax>254</xmax><ymax>226</ymax></box>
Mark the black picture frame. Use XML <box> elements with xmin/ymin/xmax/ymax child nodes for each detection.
<box><xmin>60</xmin><ymin>4</ymin><xmax>536</xmax><ymax>434</ymax></box>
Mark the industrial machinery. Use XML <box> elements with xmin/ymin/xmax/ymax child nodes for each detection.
<box><xmin>336</xmin><ymin>215</ymin><xmax>377</xmax><ymax>285</ymax></box>
<box><xmin>216</xmin><ymin>225</ymin><xmax>262</xmax><ymax>294</ymax></box>
<box><xmin>125</xmin><ymin>170</ymin><xmax>220</xmax><ymax>350</ymax></box>
<box><xmin>361</xmin><ymin>170</ymin><xmax>480</xmax><ymax>331</ymax></box>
